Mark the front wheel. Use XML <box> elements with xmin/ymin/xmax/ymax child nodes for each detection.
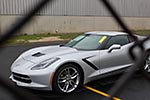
<box><xmin>52</xmin><ymin>64</ymin><xmax>82</xmax><ymax>94</ymax></box>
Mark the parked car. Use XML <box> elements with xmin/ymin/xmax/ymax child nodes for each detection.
<box><xmin>10</xmin><ymin>31</ymin><xmax>150</xmax><ymax>94</ymax></box>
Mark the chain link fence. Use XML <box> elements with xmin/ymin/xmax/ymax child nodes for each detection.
<box><xmin>0</xmin><ymin>0</ymin><xmax>150</xmax><ymax>100</ymax></box>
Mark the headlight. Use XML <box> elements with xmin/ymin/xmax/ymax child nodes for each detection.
<box><xmin>31</xmin><ymin>58</ymin><xmax>60</xmax><ymax>70</ymax></box>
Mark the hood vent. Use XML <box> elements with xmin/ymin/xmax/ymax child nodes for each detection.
<box><xmin>32</xmin><ymin>52</ymin><xmax>45</xmax><ymax>57</ymax></box>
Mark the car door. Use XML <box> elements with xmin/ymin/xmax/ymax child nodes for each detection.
<box><xmin>99</xmin><ymin>35</ymin><xmax>133</xmax><ymax>74</ymax></box>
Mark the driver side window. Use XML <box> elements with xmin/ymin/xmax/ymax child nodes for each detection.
<box><xmin>104</xmin><ymin>35</ymin><xmax>129</xmax><ymax>49</ymax></box>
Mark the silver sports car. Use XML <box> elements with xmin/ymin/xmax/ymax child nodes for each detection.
<box><xmin>10</xmin><ymin>31</ymin><xmax>150</xmax><ymax>94</ymax></box>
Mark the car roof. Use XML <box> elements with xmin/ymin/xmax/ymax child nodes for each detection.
<box><xmin>85</xmin><ymin>31</ymin><xmax>128</xmax><ymax>36</ymax></box>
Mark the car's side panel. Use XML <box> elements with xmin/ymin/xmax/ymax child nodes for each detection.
<box><xmin>144</xmin><ymin>39</ymin><xmax>150</xmax><ymax>51</ymax></box>
<box><xmin>99</xmin><ymin>43</ymin><xmax>133</xmax><ymax>74</ymax></box>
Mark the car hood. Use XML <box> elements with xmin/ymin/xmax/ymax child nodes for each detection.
<box><xmin>22</xmin><ymin>45</ymin><xmax>78</xmax><ymax>63</ymax></box>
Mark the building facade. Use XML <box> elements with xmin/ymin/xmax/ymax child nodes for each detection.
<box><xmin>0</xmin><ymin>0</ymin><xmax>150</xmax><ymax>34</ymax></box>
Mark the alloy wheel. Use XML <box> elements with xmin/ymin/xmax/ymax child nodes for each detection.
<box><xmin>57</xmin><ymin>67</ymin><xmax>80</xmax><ymax>93</ymax></box>
<box><xmin>144</xmin><ymin>53</ymin><xmax>150</xmax><ymax>72</ymax></box>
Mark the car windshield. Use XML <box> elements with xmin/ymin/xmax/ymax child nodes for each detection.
<box><xmin>65</xmin><ymin>34</ymin><xmax>107</xmax><ymax>50</ymax></box>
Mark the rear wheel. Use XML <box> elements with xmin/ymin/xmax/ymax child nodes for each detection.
<box><xmin>144</xmin><ymin>51</ymin><xmax>150</xmax><ymax>73</ymax></box>
<box><xmin>52</xmin><ymin>64</ymin><xmax>82</xmax><ymax>94</ymax></box>
<box><xmin>142</xmin><ymin>51</ymin><xmax>150</xmax><ymax>79</ymax></box>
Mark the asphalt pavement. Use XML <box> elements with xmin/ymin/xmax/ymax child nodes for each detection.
<box><xmin>0</xmin><ymin>42</ymin><xmax>150</xmax><ymax>100</ymax></box>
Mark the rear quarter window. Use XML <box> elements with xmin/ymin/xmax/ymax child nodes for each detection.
<box><xmin>104</xmin><ymin>35</ymin><xmax>129</xmax><ymax>49</ymax></box>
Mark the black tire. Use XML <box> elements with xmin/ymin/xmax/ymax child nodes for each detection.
<box><xmin>52</xmin><ymin>64</ymin><xmax>83</xmax><ymax>94</ymax></box>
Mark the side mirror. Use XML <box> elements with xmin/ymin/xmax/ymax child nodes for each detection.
<box><xmin>108</xmin><ymin>44</ymin><xmax>121</xmax><ymax>53</ymax></box>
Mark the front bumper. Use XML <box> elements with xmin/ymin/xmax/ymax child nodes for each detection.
<box><xmin>10</xmin><ymin>71</ymin><xmax>53</xmax><ymax>91</ymax></box>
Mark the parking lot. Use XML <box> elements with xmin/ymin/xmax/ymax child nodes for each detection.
<box><xmin>0</xmin><ymin>42</ymin><xmax>150</xmax><ymax>100</ymax></box>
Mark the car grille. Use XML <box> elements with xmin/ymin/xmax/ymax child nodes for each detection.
<box><xmin>12</xmin><ymin>72</ymin><xmax>32</xmax><ymax>83</ymax></box>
